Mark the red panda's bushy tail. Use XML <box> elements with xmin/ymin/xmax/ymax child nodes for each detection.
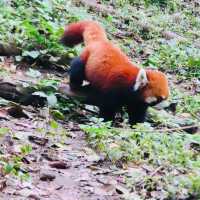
<box><xmin>60</xmin><ymin>20</ymin><xmax>107</xmax><ymax>47</ymax></box>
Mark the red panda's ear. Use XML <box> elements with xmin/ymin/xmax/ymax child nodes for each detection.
<box><xmin>133</xmin><ymin>69</ymin><xmax>148</xmax><ymax>91</ymax></box>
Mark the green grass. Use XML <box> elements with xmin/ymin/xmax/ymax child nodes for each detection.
<box><xmin>0</xmin><ymin>127</ymin><xmax>31</xmax><ymax>181</ymax></box>
<box><xmin>170</xmin><ymin>89</ymin><xmax>200</xmax><ymax>118</ymax></box>
<box><xmin>1</xmin><ymin>0</ymin><xmax>200</xmax><ymax>77</ymax></box>
<box><xmin>81</xmin><ymin>121</ymin><xmax>199</xmax><ymax>166</ymax></box>
<box><xmin>145</xmin><ymin>42</ymin><xmax>200</xmax><ymax>78</ymax></box>
<box><xmin>81</xmin><ymin>120</ymin><xmax>200</xmax><ymax>199</ymax></box>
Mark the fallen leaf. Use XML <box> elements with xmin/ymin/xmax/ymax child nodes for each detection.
<box><xmin>40</xmin><ymin>173</ymin><xmax>56</xmax><ymax>181</ymax></box>
<box><xmin>28</xmin><ymin>135</ymin><xmax>48</xmax><ymax>146</ymax></box>
<box><xmin>0</xmin><ymin>108</ymin><xmax>9</xmax><ymax>120</ymax></box>
<box><xmin>0</xmin><ymin>179</ymin><xmax>6</xmax><ymax>191</ymax></box>
<box><xmin>49</xmin><ymin>161</ymin><xmax>71</xmax><ymax>169</ymax></box>
<box><xmin>28</xmin><ymin>194</ymin><xmax>40</xmax><ymax>200</ymax></box>
<box><xmin>84</xmin><ymin>147</ymin><xmax>101</xmax><ymax>162</ymax></box>
<box><xmin>7</xmin><ymin>105</ymin><xmax>29</xmax><ymax>118</ymax></box>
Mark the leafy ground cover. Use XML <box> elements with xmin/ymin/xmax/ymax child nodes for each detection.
<box><xmin>0</xmin><ymin>0</ymin><xmax>199</xmax><ymax>199</ymax></box>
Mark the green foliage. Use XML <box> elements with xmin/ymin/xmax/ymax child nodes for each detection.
<box><xmin>106</xmin><ymin>0</ymin><xmax>178</xmax><ymax>9</ymax></box>
<box><xmin>45</xmin><ymin>119</ymin><xmax>70</xmax><ymax>145</ymax></box>
<box><xmin>145</xmin><ymin>42</ymin><xmax>200</xmax><ymax>78</ymax></box>
<box><xmin>50</xmin><ymin>120</ymin><xmax>59</xmax><ymax>129</ymax></box>
<box><xmin>0</xmin><ymin>127</ymin><xmax>9</xmax><ymax>136</ymax></box>
<box><xmin>81</xmin><ymin>121</ymin><xmax>200</xmax><ymax>198</ymax></box>
<box><xmin>29</xmin><ymin>78</ymin><xmax>60</xmax><ymax>107</ymax></box>
<box><xmin>143</xmin><ymin>0</ymin><xmax>176</xmax><ymax>8</ymax></box>
<box><xmin>0</xmin><ymin>137</ymin><xmax>32</xmax><ymax>181</ymax></box>
<box><xmin>20</xmin><ymin>144</ymin><xmax>32</xmax><ymax>155</ymax></box>
<box><xmin>171</xmin><ymin>89</ymin><xmax>200</xmax><ymax>117</ymax></box>
<box><xmin>0</xmin><ymin>0</ymin><xmax>88</xmax><ymax>60</ymax></box>
<box><xmin>51</xmin><ymin>109</ymin><xmax>65</xmax><ymax>120</ymax></box>
<box><xmin>178</xmin><ymin>95</ymin><xmax>200</xmax><ymax>118</ymax></box>
<box><xmin>81</xmin><ymin>121</ymin><xmax>199</xmax><ymax>166</ymax></box>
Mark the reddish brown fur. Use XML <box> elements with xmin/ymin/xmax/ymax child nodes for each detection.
<box><xmin>61</xmin><ymin>21</ymin><xmax>107</xmax><ymax>46</ymax></box>
<box><xmin>61</xmin><ymin>20</ymin><xmax>169</xmax><ymax>102</ymax></box>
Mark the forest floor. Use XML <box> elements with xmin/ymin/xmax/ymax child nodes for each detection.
<box><xmin>0</xmin><ymin>0</ymin><xmax>200</xmax><ymax>200</ymax></box>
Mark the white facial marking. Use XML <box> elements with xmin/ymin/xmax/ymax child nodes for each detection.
<box><xmin>145</xmin><ymin>97</ymin><xmax>157</xmax><ymax>104</ymax></box>
<box><xmin>134</xmin><ymin>69</ymin><xmax>148</xmax><ymax>91</ymax></box>
<box><xmin>161</xmin><ymin>95</ymin><xmax>166</xmax><ymax>99</ymax></box>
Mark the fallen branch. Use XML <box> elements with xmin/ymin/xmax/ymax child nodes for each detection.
<box><xmin>0</xmin><ymin>80</ymin><xmax>99</xmax><ymax>108</ymax></box>
<box><xmin>0</xmin><ymin>81</ymin><xmax>45</xmax><ymax>106</ymax></box>
<box><xmin>157</xmin><ymin>125</ymin><xmax>199</xmax><ymax>134</ymax></box>
<box><xmin>126</xmin><ymin>124</ymin><xmax>199</xmax><ymax>134</ymax></box>
<box><xmin>0</xmin><ymin>43</ymin><xmax>21</xmax><ymax>56</ymax></box>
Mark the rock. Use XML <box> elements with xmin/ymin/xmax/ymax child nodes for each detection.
<box><xmin>49</xmin><ymin>161</ymin><xmax>71</xmax><ymax>169</ymax></box>
<box><xmin>28</xmin><ymin>135</ymin><xmax>48</xmax><ymax>146</ymax></box>
<box><xmin>40</xmin><ymin>173</ymin><xmax>56</xmax><ymax>181</ymax></box>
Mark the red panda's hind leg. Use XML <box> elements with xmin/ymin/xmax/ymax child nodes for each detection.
<box><xmin>69</xmin><ymin>48</ymin><xmax>89</xmax><ymax>90</ymax></box>
<box><xmin>69</xmin><ymin>56</ymin><xmax>86</xmax><ymax>90</ymax></box>
<box><xmin>98</xmin><ymin>90</ymin><xmax>124</xmax><ymax>122</ymax></box>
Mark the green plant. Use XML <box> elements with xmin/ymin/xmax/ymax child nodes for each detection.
<box><xmin>81</xmin><ymin>121</ymin><xmax>200</xmax><ymax>198</ymax></box>
<box><xmin>81</xmin><ymin>121</ymin><xmax>199</xmax><ymax>166</ymax></box>
<box><xmin>0</xmin><ymin>142</ymin><xmax>32</xmax><ymax>181</ymax></box>
<box><xmin>145</xmin><ymin>42</ymin><xmax>200</xmax><ymax>78</ymax></box>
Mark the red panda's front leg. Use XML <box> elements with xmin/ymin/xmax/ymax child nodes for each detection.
<box><xmin>126</xmin><ymin>102</ymin><xmax>148</xmax><ymax>124</ymax></box>
<box><xmin>99</xmin><ymin>107</ymin><xmax>116</xmax><ymax>122</ymax></box>
<box><xmin>69</xmin><ymin>57</ymin><xmax>86</xmax><ymax>90</ymax></box>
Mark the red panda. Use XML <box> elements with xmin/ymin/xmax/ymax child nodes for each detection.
<box><xmin>60</xmin><ymin>20</ymin><xmax>169</xmax><ymax>124</ymax></box>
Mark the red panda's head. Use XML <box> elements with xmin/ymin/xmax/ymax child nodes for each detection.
<box><xmin>134</xmin><ymin>69</ymin><xmax>169</xmax><ymax>105</ymax></box>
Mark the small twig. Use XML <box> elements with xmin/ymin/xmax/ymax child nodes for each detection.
<box><xmin>136</xmin><ymin>166</ymin><xmax>163</xmax><ymax>187</ymax></box>
<box><xmin>150</xmin><ymin>166</ymin><xmax>163</xmax><ymax>176</ymax></box>
<box><xmin>156</xmin><ymin>125</ymin><xmax>199</xmax><ymax>133</ymax></box>
<box><xmin>123</xmin><ymin>124</ymin><xmax>199</xmax><ymax>133</ymax></box>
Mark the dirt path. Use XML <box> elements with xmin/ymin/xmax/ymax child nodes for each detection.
<box><xmin>0</xmin><ymin>117</ymin><xmax>122</xmax><ymax>200</ymax></box>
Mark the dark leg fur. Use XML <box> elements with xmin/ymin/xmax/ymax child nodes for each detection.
<box><xmin>99</xmin><ymin>107</ymin><xmax>116</xmax><ymax>121</ymax></box>
<box><xmin>71</xmin><ymin>81</ymin><xmax>148</xmax><ymax>124</ymax></box>
<box><xmin>82</xmin><ymin>87</ymin><xmax>148</xmax><ymax>124</ymax></box>
<box><xmin>121</xmin><ymin>89</ymin><xmax>148</xmax><ymax>125</ymax></box>
<box><xmin>69</xmin><ymin>57</ymin><xmax>85</xmax><ymax>90</ymax></box>
<box><xmin>75</xmin><ymin>84</ymin><xmax>117</xmax><ymax>121</ymax></box>
<box><xmin>98</xmin><ymin>90</ymin><xmax>123</xmax><ymax>122</ymax></box>
<box><xmin>78</xmin><ymin>84</ymin><xmax>103</xmax><ymax>106</ymax></box>
<box><xmin>80</xmin><ymin>86</ymin><xmax>123</xmax><ymax>122</ymax></box>
<box><xmin>127</xmin><ymin>103</ymin><xmax>148</xmax><ymax>125</ymax></box>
